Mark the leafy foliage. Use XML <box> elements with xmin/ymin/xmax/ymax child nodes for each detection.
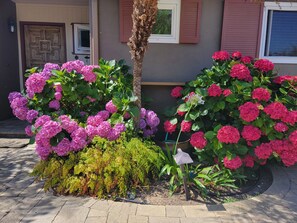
<box><xmin>31</xmin><ymin>135</ymin><xmax>164</xmax><ymax>198</ymax></box>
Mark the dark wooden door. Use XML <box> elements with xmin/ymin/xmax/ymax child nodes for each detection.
<box><xmin>21</xmin><ymin>23</ymin><xmax>66</xmax><ymax>71</ymax></box>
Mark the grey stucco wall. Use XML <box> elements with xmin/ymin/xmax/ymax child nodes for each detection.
<box><xmin>0</xmin><ymin>0</ymin><xmax>20</xmax><ymax>120</ymax></box>
<box><xmin>99</xmin><ymin>0</ymin><xmax>224</xmax><ymax>82</ymax></box>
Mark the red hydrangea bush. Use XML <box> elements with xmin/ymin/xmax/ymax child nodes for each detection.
<box><xmin>166</xmin><ymin>51</ymin><xmax>297</xmax><ymax>173</ymax></box>
<box><xmin>9</xmin><ymin>59</ymin><xmax>160</xmax><ymax>160</ymax></box>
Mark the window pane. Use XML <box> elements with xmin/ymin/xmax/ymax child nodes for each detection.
<box><xmin>80</xmin><ymin>30</ymin><xmax>90</xmax><ymax>48</ymax></box>
<box><xmin>152</xmin><ymin>9</ymin><xmax>172</xmax><ymax>35</ymax></box>
<box><xmin>266</xmin><ymin>11</ymin><xmax>297</xmax><ymax>56</ymax></box>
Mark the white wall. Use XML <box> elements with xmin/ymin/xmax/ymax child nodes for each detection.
<box><xmin>16</xmin><ymin>3</ymin><xmax>89</xmax><ymax>89</ymax></box>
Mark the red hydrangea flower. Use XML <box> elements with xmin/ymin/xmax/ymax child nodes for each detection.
<box><xmin>171</xmin><ymin>86</ymin><xmax>183</xmax><ymax>98</ymax></box>
<box><xmin>190</xmin><ymin>131</ymin><xmax>207</xmax><ymax>150</ymax></box>
<box><xmin>208</xmin><ymin>84</ymin><xmax>222</xmax><ymax>97</ymax></box>
<box><xmin>239</xmin><ymin>102</ymin><xmax>259</xmax><ymax>122</ymax></box>
<box><xmin>289</xmin><ymin>130</ymin><xmax>297</xmax><ymax>146</ymax></box>
<box><xmin>212</xmin><ymin>51</ymin><xmax>229</xmax><ymax>61</ymax></box>
<box><xmin>241</xmin><ymin>56</ymin><xmax>253</xmax><ymax>64</ymax></box>
<box><xmin>274</xmin><ymin>75</ymin><xmax>297</xmax><ymax>85</ymax></box>
<box><xmin>217</xmin><ymin>126</ymin><xmax>240</xmax><ymax>144</ymax></box>
<box><xmin>281</xmin><ymin>111</ymin><xmax>297</xmax><ymax>125</ymax></box>
<box><xmin>254</xmin><ymin>143</ymin><xmax>273</xmax><ymax>160</ymax></box>
<box><xmin>223</xmin><ymin>89</ymin><xmax>232</xmax><ymax>97</ymax></box>
<box><xmin>252</xmin><ymin>88</ymin><xmax>271</xmax><ymax>102</ymax></box>
<box><xmin>164</xmin><ymin>120</ymin><xmax>177</xmax><ymax>134</ymax></box>
<box><xmin>223</xmin><ymin>156</ymin><xmax>242</xmax><ymax>170</ymax></box>
<box><xmin>177</xmin><ymin>110</ymin><xmax>186</xmax><ymax>116</ymax></box>
<box><xmin>242</xmin><ymin>155</ymin><xmax>254</xmax><ymax>168</ymax></box>
<box><xmin>263</xmin><ymin>102</ymin><xmax>288</xmax><ymax>120</ymax></box>
<box><xmin>274</xmin><ymin>122</ymin><xmax>288</xmax><ymax>132</ymax></box>
<box><xmin>241</xmin><ymin>125</ymin><xmax>262</xmax><ymax>141</ymax></box>
<box><xmin>181</xmin><ymin>120</ymin><xmax>192</xmax><ymax>132</ymax></box>
<box><xmin>254</xmin><ymin>59</ymin><xmax>274</xmax><ymax>72</ymax></box>
<box><xmin>231</xmin><ymin>51</ymin><xmax>242</xmax><ymax>59</ymax></box>
<box><xmin>230</xmin><ymin>64</ymin><xmax>252</xmax><ymax>82</ymax></box>
<box><xmin>270</xmin><ymin>139</ymin><xmax>297</xmax><ymax>167</ymax></box>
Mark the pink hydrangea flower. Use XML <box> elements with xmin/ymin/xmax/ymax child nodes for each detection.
<box><xmin>8</xmin><ymin>92</ymin><xmax>22</xmax><ymax>103</ymax></box>
<box><xmin>254</xmin><ymin>59</ymin><xmax>274</xmax><ymax>72</ymax></box>
<box><xmin>252</xmin><ymin>88</ymin><xmax>271</xmax><ymax>102</ymax></box>
<box><xmin>241</xmin><ymin>56</ymin><xmax>253</xmax><ymax>64</ymax></box>
<box><xmin>264</xmin><ymin>102</ymin><xmax>288</xmax><ymax>120</ymax></box>
<box><xmin>223</xmin><ymin>156</ymin><xmax>242</xmax><ymax>170</ymax></box>
<box><xmin>217</xmin><ymin>126</ymin><xmax>240</xmax><ymax>144</ymax></box>
<box><xmin>25</xmin><ymin>125</ymin><xmax>34</xmax><ymax>137</ymax></box>
<box><xmin>59</xmin><ymin>115</ymin><xmax>79</xmax><ymax>133</ymax></box>
<box><xmin>254</xmin><ymin>143</ymin><xmax>273</xmax><ymax>160</ymax></box>
<box><xmin>230</xmin><ymin>64</ymin><xmax>252</xmax><ymax>82</ymax></box>
<box><xmin>97</xmin><ymin>110</ymin><xmax>110</xmax><ymax>121</ymax></box>
<box><xmin>81</xmin><ymin>65</ymin><xmax>99</xmax><ymax>82</ymax></box>
<box><xmin>54</xmin><ymin>92</ymin><xmax>62</xmax><ymax>101</ymax></box>
<box><xmin>13</xmin><ymin>107</ymin><xmax>28</xmax><ymax>121</ymax></box>
<box><xmin>35</xmin><ymin>115</ymin><xmax>51</xmax><ymax>128</ymax></box>
<box><xmin>171</xmin><ymin>86</ymin><xmax>183</xmax><ymax>98</ymax></box>
<box><xmin>35</xmin><ymin>145</ymin><xmax>51</xmax><ymax>160</ymax></box>
<box><xmin>239</xmin><ymin>102</ymin><xmax>259</xmax><ymax>122</ymax></box>
<box><xmin>105</xmin><ymin>100</ymin><xmax>117</xmax><ymax>114</ymax></box>
<box><xmin>190</xmin><ymin>131</ymin><xmax>207</xmax><ymax>149</ymax></box>
<box><xmin>289</xmin><ymin>130</ymin><xmax>297</xmax><ymax>147</ymax></box>
<box><xmin>140</xmin><ymin>108</ymin><xmax>146</xmax><ymax>119</ymax></box>
<box><xmin>42</xmin><ymin>63</ymin><xmax>60</xmax><ymax>79</ymax></box>
<box><xmin>54</xmin><ymin>83</ymin><xmax>62</xmax><ymax>92</ymax></box>
<box><xmin>25</xmin><ymin>73</ymin><xmax>46</xmax><ymax>96</ymax></box>
<box><xmin>212</xmin><ymin>51</ymin><xmax>229</xmax><ymax>61</ymax></box>
<box><xmin>164</xmin><ymin>120</ymin><xmax>177</xmax><ymax>134</ymax></box>
<box><xmin>281</xmin><ymin>111</ymin><xmax>297</xmax><ymax>125</ymax></box>
<box><xmin>274</xmin><ymin>122</ymin><xmax>288</xmax><ymax>132</ymax></box>
<box><xmin>10</xmin><ymin>96</ymin><xmax>28</xmax><ymax>110</ymax></box>
<box><xmin>38</xmin><ymin>120</ymin><xmax>62</xmax><ymax>138</ymax></box>
<box><xmin>208</xmin><ymin>84</ymin><xmax>222</xmax><ymax>97</ymax></box>
<box><xmin>146</xmin><ymin>110</ymin><xmax>160</xmax><ymax>128</ymax></box>
<box><xmin>231</xmin><ymin>51</ymin><xmax>242</xmax><ymax>59</ymax></box>
<box><xmin>49</xmin><ymin>100</ymin><xmax>60</xmax><ymax>110</ymax></box>
<box><xmin>52</xmin><ymin>138</ymin><xmax>71</xmax><ymax>156</ymax></box>
<box><xmin>181</xmin><ymin>120</ymin><xmax>192</xmax><ymax>132</ymax></box>
<box><xmin>241</xmin><ymin>125</ymin><xmax>262</xmax><ymax>141</ymax></box>
<box><xmin>87</xmin><ymin>115</ymin><xmax>104</xmax><ymax>127</ymax></box>
<box><xmin>97</xmin><ymin>121</ymin><xmax>112</xmax><ymax>138</ymax></box>
<box><xmin>26</xmin><ymin>110</ymin><xmax>39</xmax><ymax>123</ymax></box>
<box><xmin>61</xmin><ymin>60</ymin><xmax>84</xmax><ymax>73</ymax></box>
<box><xmin>223</xmin><ymin>89</ymin><xmax>232</xmax><ymax>97</ymax></box>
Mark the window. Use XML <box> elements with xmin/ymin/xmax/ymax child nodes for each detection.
<box><xmin>72</xmin><ymin>23</ymin><xmax>90</xmax><ymax>55</ymax></box>
<box><xmin>260</xmin><ymin>2</ymin><xmax>297</xmax><ymax>63</ymax></box>
<box><xmin>149</xmin><ymin>0</ymin><xmax>181</xmax><ymax>43</ymax></box>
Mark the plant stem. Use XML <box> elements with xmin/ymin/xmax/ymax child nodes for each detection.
<box><xmin>173</xmin><ymin>129</ymin><xmax>182</xmax><ymax>155</ymax></box>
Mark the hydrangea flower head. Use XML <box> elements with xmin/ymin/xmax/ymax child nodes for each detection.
<box><xmin>254</xmin><ymin>59</ymin><xmax>274</xmax><ymax>72</ymax></box>
<box><xmin>171</xmin><ymin>86</ymin><xmax>183</xmax><ymax>98</ymax></box>
<box><xmin>208</xmin><ymin>84</ymin><xmax>222</xmax><ymax>97</ymax></box>
<box><xmin>25</xmin><ymin>73</ymin><xmax>46</xmax><ymax>96</ymax></box>
<box><xmin>217</xmin><ymin>126</ymin><xmax>240</xmax><ymax>144</ymax></box>
<box><xmin>105</xmin><ymin>100</ymin><xmax>117</xmax><ymax>114</ymax></box>
<box><xmin>212</xmin><ymin>51</ymin><xmax>229</xmax><ymax>61</ymax></box>
<box><xmin>190</xmin><ymin>131</ymin><xmax>207</xmax><ymax>149</ymax></box>
<box><xmin>223</xmin><ymin>156</ymin><xmax>242</xmax><ymax>170</ymax></box>
<box><xmin>81</xmin><ymin>65</ymin><xmax>99</xmax><ymax>82</ymax></box>
<box><xmin>230</xmin><ymin>64</ymin><xmax>252</xmax><ymax>82</ymax></box>
<box><xmin>239</xmin><ymin>102</ymin><xmax>259</xmax><ymax>122</ymax></box>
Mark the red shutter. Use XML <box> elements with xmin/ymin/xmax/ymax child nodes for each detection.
<box><xmin>119</xmin><ymin>0</ymin><xmax>133</xmax><ymax>43</ymax></box>
<box><xmin>179</xmin><ymin>0</ymin><xmax>202</xmax><ymax>44</ymax></box>
<box><xmin>221</xmin><ymin>0</ymin><xmax>263</xmax><ymax>58</ymax></box>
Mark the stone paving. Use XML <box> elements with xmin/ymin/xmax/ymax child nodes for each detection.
<box><xmin>1</xmin><ymin>139</ymin><xmax>297</xmax><ymax>223</ymax></box>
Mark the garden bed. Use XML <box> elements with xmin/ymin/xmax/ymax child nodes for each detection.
<box><xmin>116</xmin><ymin>166</ymin><xmax>272</xmax><ymax>205</ymax></box>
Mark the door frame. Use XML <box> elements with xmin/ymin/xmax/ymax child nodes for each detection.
<box><xmin>20</xmin><ymin>21</ymin><xmax>67</xmax><ymax>75</ymax></box>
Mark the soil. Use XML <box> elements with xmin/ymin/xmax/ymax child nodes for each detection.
<box><xmin>116</xmin><ymin>166</ymin><xmax>273</xmax><ymax>205</ymax></box>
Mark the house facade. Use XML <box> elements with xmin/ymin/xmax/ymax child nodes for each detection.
<box><xmin>1</xmin><ymin>0</ymin><xmax>297</xmax><ymax>119</ymax></box>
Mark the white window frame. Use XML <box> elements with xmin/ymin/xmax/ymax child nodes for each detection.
<box><xmin>259</xmin><ymin>2</ymin><xmax>297</xmax><ymax>64</ymax></box>
<box><xmin>72</xmin><ymin>23</ymin><xmax>90</xmax><ymax>55</ymax></box>
<box><xmin>149</xmin><ymin>0</ymin><xmax>181</xmax><ymax>44</ymax></box>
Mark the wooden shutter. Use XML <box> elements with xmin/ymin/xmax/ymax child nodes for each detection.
<box><xmin>221</xmin><ymin>0</ymin><xmax>263</xmax><ymax>58</ymax></box>
<box><xmin>179</xmin><ymin>0</ymin><xmax>202</xmax><ymax>44</ymax></box>
<box><xmin>119</xmin><ymin>0</ymin><xmax>133</xmax><ymax>43</ymax></box>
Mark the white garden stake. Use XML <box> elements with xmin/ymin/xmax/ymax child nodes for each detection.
<box><xmin>173</xmin><ymin>148</ymin><xmax>193</xmax><ymax>200</ymax></box>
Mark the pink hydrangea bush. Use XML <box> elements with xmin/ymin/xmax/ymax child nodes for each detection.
<box><xmin>9</xmin><ymin>59</ymin><xmax>161</xmax><ymax>160</ymax></box>
<box><xmin>167</xmin><ymin>50</ymin><xmax>296</xmax><ymax>175</ymax></box>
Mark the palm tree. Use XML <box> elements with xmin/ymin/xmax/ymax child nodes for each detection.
<box><xmin>128</xmin><ymin>0</ymin><xmax>158</xmax><ymax>126</ymax></box>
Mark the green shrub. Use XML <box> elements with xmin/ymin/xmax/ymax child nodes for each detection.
<box><xmin>31</xmin><ymin>134</ymin><xmax>164</xmax><ymax>198</ymax></box>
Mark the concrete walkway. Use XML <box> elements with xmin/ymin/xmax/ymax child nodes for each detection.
<box><xmin>1</xmin><ymin>140</ymin><xmax>297</xmax><ymax>223</ymax></box>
